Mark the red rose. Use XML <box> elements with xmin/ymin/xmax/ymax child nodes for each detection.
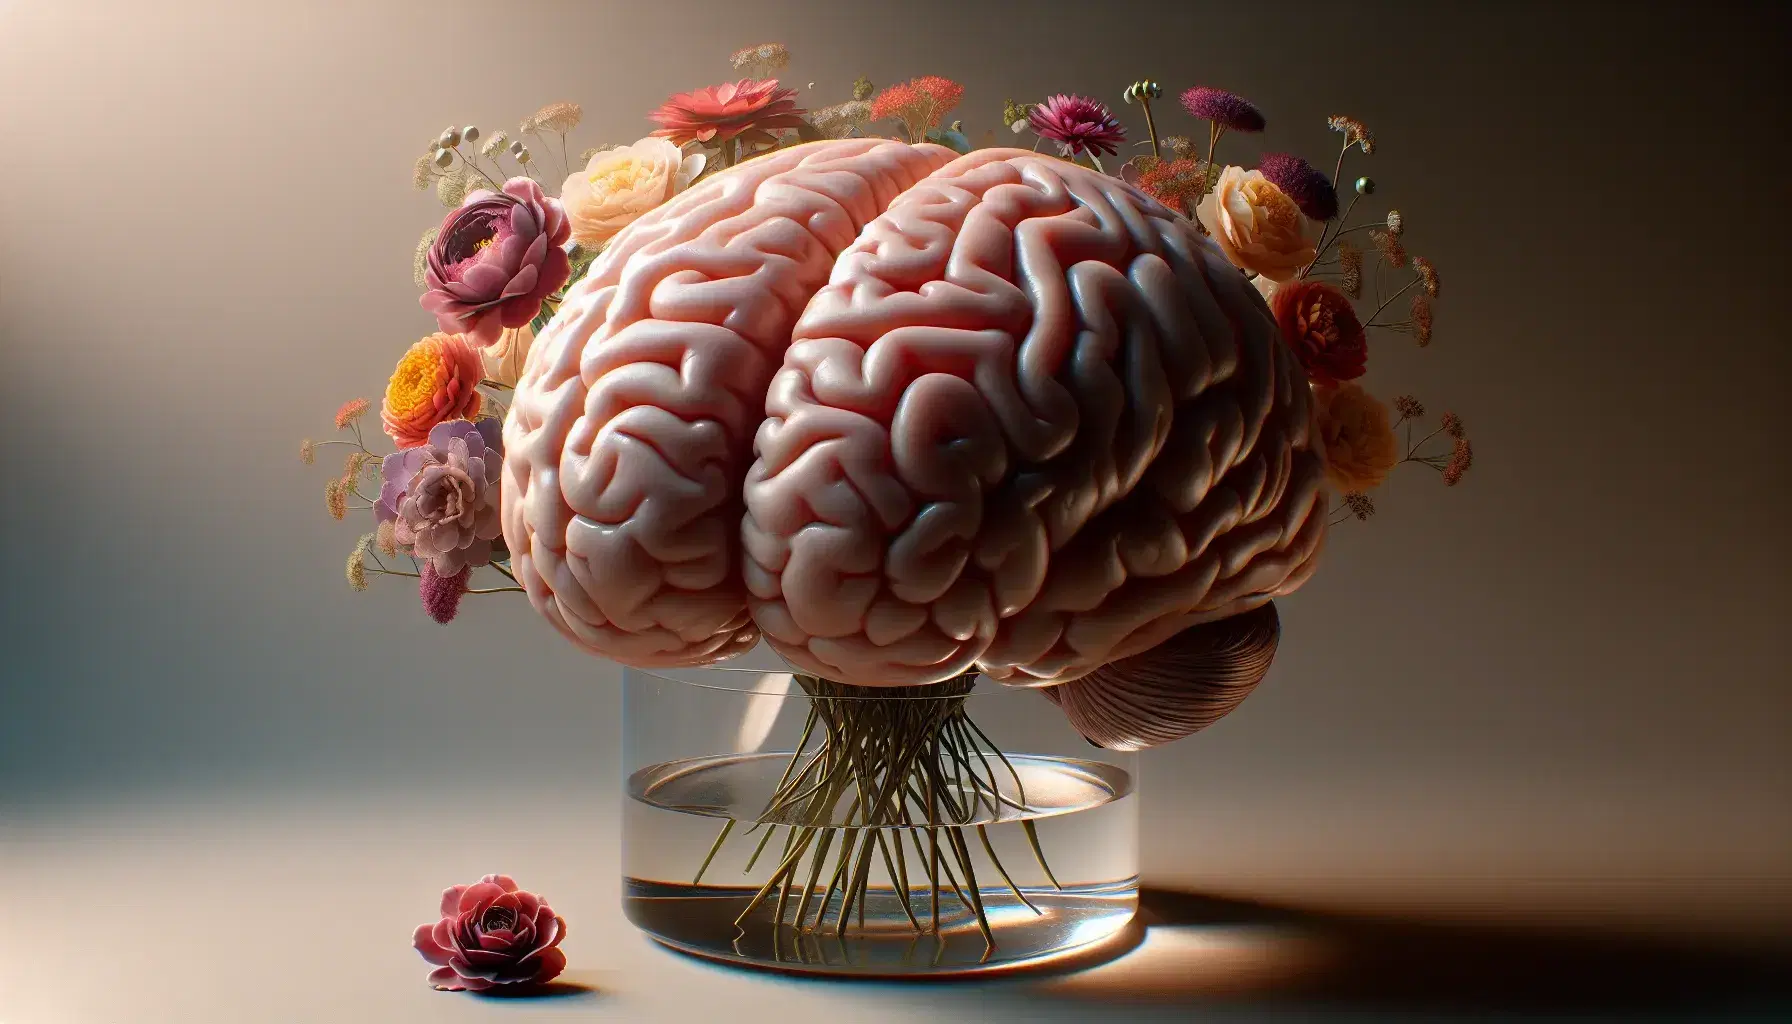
<box><xmin>1270</xmin><ymin>279</ymin><xmax>1368</xmax><ymax>386</ymax></box>
<box><xmin>413</xmin><ymin>874</ymin><xmax>566</xmax><ymax>991</ymax></box>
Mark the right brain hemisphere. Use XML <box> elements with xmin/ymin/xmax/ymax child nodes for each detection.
<box><xmin>505</xmin><ymin>140</ymin><xmax>1326</xmax><ymax>684</ymax></box>
<box><xmin>743</xmin><ymin>148</ymin><xmax>1327</xmax><ymax>686</ymax></box>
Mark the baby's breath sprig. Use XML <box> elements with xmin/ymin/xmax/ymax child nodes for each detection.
<box><xmin>521</xmin><ymin>101</ymin><xmax>581</xmax><ymax>179</ymax></box>
<box><xmin>1329</xmin><ymin>491</ymin><xmax>1377</xmax><ymax>526</ymax></box>
<box><xmin>1392</xmin><ymin>403</ymin><xmax>1472</xmax><ymax>487</ymax></box>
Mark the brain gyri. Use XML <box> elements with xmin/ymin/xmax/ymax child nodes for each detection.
<box><xmin>502</xmin><ymin>140</ymin><xmax>1327</xmax><ymax>688</ymax></box>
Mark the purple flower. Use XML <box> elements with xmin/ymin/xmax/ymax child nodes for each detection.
<box><xmin>419</xmin><ymin>562</ymin><xmax>472</xmax><ymax>624</ymax></box>
<box><xmin>1028</xmin><ymin>94</ymin><xmax>1126</xmax><ymax>158</ymax></box>
<box><xmin>1257</xmin><ymin>152</ymin><xmax>1340</xmax><ymax>221</ymax></box>
<box><xmin>1178</xmin><ymin>87</ymin><xmax>1266</xmax><ymax>133</ymax></box>
<box><xmin>421</xmin><ymin>178</ymin><xmax>572</xmax><ymax>346</ymax></box>
<box><xmin>413</xmin><ymin>874</ymin><xmax>567</xmax><ymax>991</ymax></box>
<box><xmin>377</xmin><ymin>418</ymin><xmax>504</xmax><ymax>574</ymax></box>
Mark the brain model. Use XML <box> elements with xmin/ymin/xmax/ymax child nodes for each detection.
<box><xmin>503</xmin><ymin>139</ymin><xmax>1327</xmax><ymax>739</ymax></box>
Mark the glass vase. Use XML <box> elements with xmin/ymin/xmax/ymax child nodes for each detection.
<box><xmin>621</xmin><ymin>645</ymin><xmax>1140</xmax><ymax>976</ymax></box>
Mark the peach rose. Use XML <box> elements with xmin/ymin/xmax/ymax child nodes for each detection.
<box><xmin>480</xmin><ymin>325</ymin><xmax>534</xmax><ymax>389</ymax></box>
<box><xmin>1313</xmin><ymin>382</ymin><xmax>1399</xmax><ymax>493</ymax></box>
<box><xmin>1196</xmin><ymin>166</ymin><xmax>1319</xmax><ymax>283</ymax></box>
<box><xmin>560</xmin><ymin>137</ymin><xmax>705</xmax><ymax>247</ymax></box>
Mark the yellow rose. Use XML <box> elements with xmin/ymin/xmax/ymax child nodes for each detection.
<box><xmin>1313</xmin><ymin>382</ymin><xmax>1399</xmax><ymax>493</ymax></box>
<box><xmin>481</xmin><ymin>325</ymin><xmax>534</xmax><ymax>388</ymax></box>
<box><xmin>560</xmin><ymin>137</ymin><xmax>706</xmax><ymax>247</ymax></box>
<box><xmin>1196</xmin><ymin>166</ymin><xmax>1319</xmax><ymax>283</ymax></box>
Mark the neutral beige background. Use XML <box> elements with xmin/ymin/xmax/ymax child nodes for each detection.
<box><xmin>2</xmin><ymin>0</ymin><xmax>1789</xmax><ymax>1019</ymax></box>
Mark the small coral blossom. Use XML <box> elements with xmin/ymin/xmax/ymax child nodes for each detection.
<box><xmin>334</xmin><ymin>397</ymin><xmax>371</xmax><ymax>430</ymax></box>
<box><xmin>1136</xmin><ymin>157</ymin><xmax>1210</xmax><ymax>217</ymax></box>
<box><xmin>870</xmin><ymin>76</ymin><xmax>965</xmax><ymax>143</ymax></box>
<box><xmin>382</xmin><ymin>333</ymin><xmax>485</xmax><ymax>448</ymax></box>
<box><xmin>413</xmin><ymin>874</ymin><xmax>566</xmax><ymax>991</ymax></box>
<box><xmin>1271</xmin><ymin>280</ymin><xmax>1368</xmax><ymax>386</ymax></box>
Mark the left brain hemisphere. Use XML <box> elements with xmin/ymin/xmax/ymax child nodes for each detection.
<box><xmin>501</xmin><ymin>140</ymin><xmax>957</xmax><ymax>666</ymax></box>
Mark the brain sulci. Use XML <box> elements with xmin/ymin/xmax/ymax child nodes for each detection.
<box><xmin>501</xmin><ymin>139</ymin><xmax>1328</xmax><ymax>688</ymax></box>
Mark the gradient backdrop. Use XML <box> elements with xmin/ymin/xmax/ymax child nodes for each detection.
<box><xmin>2</xmin><ymin>0</ymin><xmax>1789</xmax><ymax>1019</ymax></box>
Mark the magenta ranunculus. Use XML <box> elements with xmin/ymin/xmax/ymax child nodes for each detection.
<box><xmin>413</xmin><ymin>874</ymin><xmax>566</xmax><ymax>992</ymax></box>
<box><xmin>377</xmin><ymin>418</ymin><xmax>504</xmax><ymax>573</ymax></box>
<box><xmin>421</xmin><ymin>178</ymin><xmax>572</xmax><ymax>346</ymax></box>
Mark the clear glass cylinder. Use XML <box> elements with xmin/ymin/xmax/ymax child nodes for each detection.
<box><xmin>621</xmin><ymin>645</ymin><xmax>1139</xmax><ymax>976</ymax></box>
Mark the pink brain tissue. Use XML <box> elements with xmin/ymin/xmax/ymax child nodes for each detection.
<box><xmin>501</xmin><ymin>139</ymin><xmax>1326</xmax><ymax>697</ymax></box>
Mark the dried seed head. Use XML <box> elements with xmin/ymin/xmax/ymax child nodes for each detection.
<box><xmin>480</xmin><ymin>130</ymin><xmax>509</xmax><ymax>159</ymax></box>
<box><xmin>1394</xmin><ymin>395</ymin><xmax>1425</xmax><ymax>420</ymax></box>
<box><xmin>436</xmin><ymin>170</ymin><xmax>469</xmax><ymax>208</ymax></box>
<box><xmin>526</xmin><ymin>101</ymin><xmax>581</xmax><ymax>135</ymax></box>
<box><xmin>461</xmin><ymin>125</ymin><xmax>480</xmax><ymax>145</ymax></box>
<box><xmin>1440</xmin><ymin>412</ymin><xmax>1464</xmax><ymax>439</ymax></box>
<box><xmin>299</xmin><ymin>438</ymin><xmax>316</xmax><ymax>465</ymax></box>
<box><xmin>412</xmin><ymin>154</ymin><xmax>434</xmax><ymax>190</ymax></box>
<box><xmin>346</xmin><ymin>534</ymin><xmax>373</xmax><ymax>592</ymax></box>
<box><xmin>325</xmin><ymin>477</ymin><xmax>347</xmax><ymax>521</ymax></box>
<box><xmin>1339</xmin><ymin>239</ymin><xmax>1363</xmax><ymax>298</ymax></box>
<box><xmin>1385</xmin><ymin>209</ymin><xmax>1404</xmax><ymax>236</ymax></box>
<box><xmin>1370</xmin><ymin>227</ymin><xmax>1408</xmax><ymax>268</ymax></box>
<box><xmin>1443</xmin><ymin>438</ymin><xmax>1473</xmax><ymax>486</ymax></box>
<box><xmin>1162</xmin><ymin>135</ymin><xmax>1196</xmax><ymax>160</ymax></box>
<box><xmin>414</xmin><ymin>227</ymin><xmax>437</xmax><ymax>288</ymax></box>
<box><xmin>431</xmin><ymin>148</ymin><xmax>454</xmax><ymax>170</ymax></box>
<box><xmin>334</xmin><ymin>397</ymin><xmax>371</xmax><ymax>430</ymax></box>
<box><xmin>1343</xmin><ymin>492</ymin><xmax>1377</xmax><ymax>520</ymax></box>
<box><xmin>438</xmin><ymin>127</ymin><xmax>461</xmax><ymax>149</ymax></box>
<box><xmin>1411</xmin><ymin>293</ymin><xmax>1434</xmax><ymax>347</ymax></box>
<box><xmin>376</xmin><ymin>518</ymin><xmax>399</xmax><ymax>557</ymax></box>
<box><xmin>852</xmin><ymin>75</ymin><xmax>874</xmax><ymax>101</ymax></box>
<box><xmin>1328</xmin><ymin>115</ymin><xmax>1374</xmax><ymax>153</ymax></box>
<box><xmin>1414</xmin><ymin>256</ymin><xmax>1440</xmax><ymax>298</ymax></box>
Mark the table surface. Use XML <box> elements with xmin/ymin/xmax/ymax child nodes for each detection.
<box><xmin>5</xmin><ymin>795</ymin><xmax>1787</xmax><ymax>1024</ymax></box>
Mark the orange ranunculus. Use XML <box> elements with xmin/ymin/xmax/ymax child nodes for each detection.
<box><xmin>382</xmin><ymin>332</ymin><xmax>484</xmax><ymax>448</ymax></box>
<box><xmin>1313</xmin><ymin>382</ymin><xmax>1399</xmax><ymax>493</ymax></box>
<box><xmin>560</xmin><ymin>137</ymin><xmax>706</xmax><ymax>247</ymax></box>
<box><xmin>1196</xmin><ymin>165</ymin><xmax>1318</xmax><ymax>283</ymax></box>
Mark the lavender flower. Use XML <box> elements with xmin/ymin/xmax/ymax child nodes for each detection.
<box><xmin>1179</xmin><ymin>87</ymin><xmax>1266</xmax><ymax>133</ymax></box>
<box><xmin>377</xmin><ymin>418</ymin><xmax>504</xmax><ymax>573</ymax></box>
<box><xmin>1028</xmin><ymin>94</ymin><xmax>1126</xmax><ymax>158</ymax></box>
<box><xmin>1257</xmin><ymin>152</ymin><xmax>1339</xmax><ymax>221</ymax></box>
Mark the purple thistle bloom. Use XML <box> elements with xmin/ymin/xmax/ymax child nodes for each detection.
<box><xmin>419</xmin><ymin>562</ymin><xmax>472</xmax><ymax>624</ymax></box>
<box><xmin>1257</xmin><ymin>152</ymin><xmax>1340</xmax><ymax>221</ymax></box>
<box><xmin>1179</xmin><ymin>87</ymin><xmax>1266</xmax><ymax>133</ymax></box>
<box><xmin>1028</xmin><ymin>94</ymin><xmax>1127</xmax><ymax>158</ymax></box>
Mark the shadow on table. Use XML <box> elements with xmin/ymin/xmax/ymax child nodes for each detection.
<box><xmin>471</xmin><ymin>976</ymin><xmax>606</xmax><ymax>1003</ymax></box>
<box><xmin>1001</xmin><ymin>886</ymin><xmax>1792</xmax><ymax>1014</ymax></box>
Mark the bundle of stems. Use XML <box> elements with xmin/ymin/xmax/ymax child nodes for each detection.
<box><xmin>692</xmin><ymin>673</ymin><xmax>1060</xmax><ymax>949</ymax></box>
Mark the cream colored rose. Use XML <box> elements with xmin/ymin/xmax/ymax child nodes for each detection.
<box><xmin>560</xmin><ymin>138</ymin><xmax>706</xmax><ymax>247</ymax></box>
<box><xmin>480</xmin><ymin>325</ymin><xmax>534</xmax><ymax>388</ymax></box>
<box><xmin>1196</xmin><ymin>166</ymin><xmax>1319</xmax><ymax>283</ymax></box>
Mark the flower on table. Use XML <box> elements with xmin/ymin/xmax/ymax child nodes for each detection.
<box><xmin>1029</xmin><ymin>94</ymin><xmax>1126</xmax><ymax>159</ymax></box>
<box><xmin>561</xmin><ymin>137</ymin><xmax>705</xmax><ymax>247</ymax></box>
<box><xmin>414</xmin><ymin>874</ymin><xmax>566</xmax><ymax>991</ymax></box>
<box><xmin>647</xmin><ymin>79</ymin><xmax>807</xmax><ymax>150</ymax></box>
<box><xmin>1179</xmin><ymin>86</ymin><xmax>1266</xmax><ymax>134</ymax></box>
<box><xmin>1271</xmin><ymin>279</ymin><xmax>1368</xmax><ymax>386</ymax></box>
<box><xmin>1196</xmin><ymin>165</ymin><xmax>1319</xmax><ymax>282</ymax></box>
<box><xmin>420</xmin><ymin>179</ymin><xmax>572</xmax><ymax>346</ymax></box>
<box><xmin>1314</xmin><ymin>382</ymin><xmax>1400</xmax><ymax>493</ymax></box>
<box><xmin>870</xmin><ymin>76</ymin><xmax>965</xmax><ymax>144</ymax></box>
<box><xmin>382</xmin><ymin>333</ymin><xmax>485</xmax><ymax>448</ymax></box>
<box><xmin>377</xmin><ymin>418</ymin><xmax>504</xmax><ymax>574</ymax></box>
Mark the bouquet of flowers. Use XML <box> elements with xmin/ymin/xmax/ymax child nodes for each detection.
<box><xmin>302</xmin><ymin>42</ymin><xmax>1470</xmax><ymax>954</ymax></box>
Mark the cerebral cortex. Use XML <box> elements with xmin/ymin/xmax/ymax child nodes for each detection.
<box><xmin>502</xmin><ymin>140</ymin><xmax>1327</xmax><ymax>686</ymax></box>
